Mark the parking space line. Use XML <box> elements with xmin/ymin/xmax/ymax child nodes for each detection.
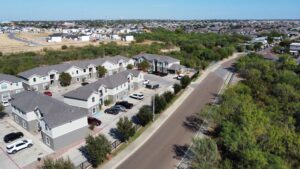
<box><xmin>0</xmin><ymin>147</ymin><xmax>22</xmax><ymax>169</ymax></box>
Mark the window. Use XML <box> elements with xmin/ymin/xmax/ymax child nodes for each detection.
<box><xmin>43</xmin><ymin>77</ymin><xmax>46</xmax><ymax>80</ymax></box>
<box><xmin>76</xmin><ymin>70</ymin><xmax>79</xmax><ymax>74</ymax></box>
<box><xmin>92</xmin><ymin>97</ymin><xmax>95</xmax><ymax>102</ymax></box>
<box><xmin>1</xmin><ymin>84</ymin><xmax>7</xmax><ymax>89</ymax></box>
<box><xmin>22</xmin><ymin>120</ymin><xmax>27</xmax><ymax>129</ymax></box>
<box><xmin>45</xmin><ymin>136</ymin><xmax>50</xmax><ymax>146</ymax></box>
<box><xmin>77</xmin><ymin>78</ymin><xmax>80</xmax><ymax>82</ymax></box>
<box><xmin>92</xmin><ymin>108</ymin><xmax>96</xmax><ymax>114</ymax></box>
<box><xmin>33</xmin><ymin>78</ymin><xmax>36</xmax><ymax>82</ymax></box>
<box><xmin>83</xmin><ymin>69</ymin><xmax>86</xmax><ymax>73</ymax></box>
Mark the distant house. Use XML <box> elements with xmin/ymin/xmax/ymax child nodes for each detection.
<box><xmin>79</xmin><ymin>34</ymin><xmax>90</xmax><ymax>42</ymax></box>
<box><xmin>63</xmin><ymin>70</ymin><xmax>144</xmax><ymax>115</ymax></box>
<box><xmin>133</xmin><ymin>53</ymin><xmax>180</xmax><ymax>74</ymax></box>
<box><xmin>47</xmin><ymin>33</ymin><xmax>62</xmax><ymax>43</ymax></box>
<box><xmin>123</xmin><ymin>35</ymin><xmax>134</xmax><ymax>42</ymax></box>
<box><xmin>10</xmin><ymin>91</ymin><xmax>88</xmax><ymax>150</ymax></box>
<box><xmin>290</xmin><ymin>43</ymin><xmax>300</xmax><ymax>56</ymax></box>
<box><xmin>0</xmin><ymin>74</ymin><xmax>24</xmax><ymax>102</ymax></box>
<box><xmin>251</xmin><ymin>37</ymin><xmax>268</xmax><ymax>46</ymax></box>
<box><xmin>111</xmin><ymin>34</ymin><xmax>121</xmax><ymax>40</ymax></box>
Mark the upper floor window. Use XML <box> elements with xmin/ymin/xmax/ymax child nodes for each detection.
<box><xmin>83</xmin><ymin>69</ymin><xmax>86</xmax><ymax>73</ymax></box>
<box><xmin>33</xmin><ymin>78</ymin><xmax>36</xmax><ymax>82</ymax></box>
<box><xmin>76</xmin><ymin>70</ymin><xmax>79</xmax><ymax>74</ymax></box>
<box><xmin>92</xmin><ymin>97</ymin><xmax>95</xmax><ymax>102</ymax></box>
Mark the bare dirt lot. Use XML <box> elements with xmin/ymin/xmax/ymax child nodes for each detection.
<box><xmin>0</xmin><ymin>33</ymin><xmax>135</xmax><ymax>54</ymax></box>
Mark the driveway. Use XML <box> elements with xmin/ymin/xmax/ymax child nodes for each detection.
<box><xmin>0</xmin><ymin>117</ymin><xmax>52</xmax><ymax>168</ymax></box>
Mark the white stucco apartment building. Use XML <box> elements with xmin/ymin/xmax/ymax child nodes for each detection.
<box><xmin>0</xmin><ymin>73</ymin><xmax>24</xmax><ymax>102</ymax></box>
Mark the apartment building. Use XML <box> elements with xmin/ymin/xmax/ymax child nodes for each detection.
<box><xmin>63</xmin><ymin>70</ymin><xmax>144</xmax><ymax>115</ymax></box>
<box><xmin>18</xmin><ymin>56</ymin><xmax>135</xmax><ymax>92</ymax></box>
<box><xmin>0</xmin><ymin>73</ymin><xmax>24</xmax><ymax>102</ymax></box>
<box><xmin>10</xmin><ymin>91</ymin><xmax>88</xmax><ymax>150</ymax></box>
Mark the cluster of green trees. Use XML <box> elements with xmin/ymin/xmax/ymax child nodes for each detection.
<box><xmin>197</xmin><ymin>53</ymin><xmax>300</xmax><ymax>169</ymax></box>
<box><xmin>134</xmin><ymin>28</ymin><xmax>247</xmax><ymax>68</ymax></box>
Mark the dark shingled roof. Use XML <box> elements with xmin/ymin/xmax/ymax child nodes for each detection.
<box><xmin>11</xmin><ymin>91</ymin><xmax>87</xmax><ymax>128</ymax></box>
<box><xmin>0</xmin><ymin>73</ymin><xmax>23</xmax><ymax>83</ymax></box>
<box><xmin>63</xmin><ymin>70</ymin><xmax>142</xmax><ymax>101</ymax></box>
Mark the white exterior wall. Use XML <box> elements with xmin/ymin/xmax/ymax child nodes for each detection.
<box><xmin>41</xmin><ymin>116</ymin><xmax>87</xmax><ymax>139</ymax></box>
<box><xmin>64</xmin><ymin>92</ymin><xmax>100</xmax><ymax>109</ymax></box>
<box><xmin>125</xmin><ymin>35</ymin><xmax>134</xmax><ymax>42</ymax></box>
<box><xmin>48</xmin><ymin>37</ymin><xmax>62</xmax><ymax>43</ymax></box>
<box><xmin>27</xmin><ymin>75</ymin><xmax>50</xmax><ymax>86</ymax></box>
<box><xmin>109</xmin><ymin>82</ymin><xmax>128</xmax><ymax>95</ymax></box>
<box><xmin>0</xmin><ymin>81</ymin><xmax>23</xmax><ymax>93</ymax></box>
<box><xmin>80</xmin><ymin>36</ymin><xmax>90</xmax><ymax>42</ymax></box>
<box><xmin>87</xmin><ymin>93</ymin><xmax>100</xmax><ymax>108</ymax></box>
<box><xmin>12</xmin><ymin>106</ymin><xmax>36</xmax><ymax>121</ymax></box>
<box><xmin>66</xmin><ymin>66</ymin><xmax>84</xmax><ymax>78</ymax></box>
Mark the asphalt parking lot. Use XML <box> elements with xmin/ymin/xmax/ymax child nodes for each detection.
<box><xmin>0</xmin><ymin>117</ymin><xmax>52</xmax><ymax>168</ymax></box>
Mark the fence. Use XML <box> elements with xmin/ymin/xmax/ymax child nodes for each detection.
<box><xmin>75</xmin><ymin>124</ymin><xmax>142</xmax><ymax>169</ymax></box>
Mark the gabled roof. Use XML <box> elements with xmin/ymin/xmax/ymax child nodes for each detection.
<box><xmin>18</xmin><ymin>55</ymin><xmax>131</xmax><ymax>80</ymax></box>
<box><xmin>0</xmin><ymin>73</ymin><xmax>23</xmax><ymax>83</ymax></box>
<box><xmin>11</xmin><ymin>91</ymin><xmax>87</xmax><ymax>128</ymax></box>
<box><xmin>133</xmin><ymin>53</ymin><xmax>179</xmax><ymax>63</ymax></box>
<box><xmin>63</xmin><ymin>70</ymin><xmax>135</xmax><ymax>101</ymax></box>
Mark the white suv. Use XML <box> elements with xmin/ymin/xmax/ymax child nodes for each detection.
<box><xmin>130</xmin><ymin>93</ymin><xmax>144</xmax><ymax>100</ymax></box>
<box><xmin>6</xmin><ymin>139</ymin><xmax>33</xmax><ymax>154</ymax></box>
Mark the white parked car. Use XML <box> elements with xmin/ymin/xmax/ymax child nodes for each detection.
<box><xmin>177</xmin><ymin>75</ymin><xmax>184</xmax><ymax>80</ymax></box>
<box><xmin>130</xmin><ymin>93</ymin><xmax>144</xmax><ymax>100</ymax></box>
<box><xmin>143</xmin><ymin>80</ymin><xmax>150</xmax><ymax>85</ymax></box>
<box><xmin>6</xmin><ymin>139</ymin><xmax>33</xmax><ymax>154</ymax></box>
<box><xmin>1</xmin><ymin>100</ymin><xmax>10</xmax><ymax>107</ymax></box>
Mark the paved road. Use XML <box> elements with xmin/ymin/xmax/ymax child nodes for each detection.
<box><xmin>116</xmin><ymin>59</ymin><xmax>237</xmax><ymax>169</ymax></box>
<box><xmin>7</xmin><ymin>33</ymin><xmax>42</xmax><ymax>46</ymax></box>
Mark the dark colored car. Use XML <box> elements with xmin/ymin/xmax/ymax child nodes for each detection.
<box><xmin>146</xmin><ymin>84</ymin><xmax>160</xmax><ymax>89</ymax></box>
<box><xmin>81</xmin><ymin>82</ymin><xmax>89</xmax><ymax>86</ymax></box>
<box><xmin>104</xmin><ymin>108</ymin><xmax>119</xmax><ymax>115</ymax></box>
<box><xmin>3</xmin><ymin>132</ymin><xmax>24</xmax><ymax>143</ymax></box>
<box><xmin>43</xmin><ymin>91</ymin><xmax>52</xmax><ymax>97</ymax></box>
<box><xmin>87</xmin><ymin>117</ymin><xmax>102</xmax><ymax>126</ymax></box>
<box><xmin>115</xmin><ymin>101</ymin><xmax>133</xmax><ymax>109</ymax></box>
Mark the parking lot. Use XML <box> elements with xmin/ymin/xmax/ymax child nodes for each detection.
<box><xmin>0</xmin><ymin>117</ymin><xmax>53</xmax><ymax>169</ymax></box>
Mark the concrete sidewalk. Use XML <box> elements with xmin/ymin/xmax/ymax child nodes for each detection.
<box><xmin>100</xmin><ymin>53</ymin><xmax>244</xmax><ymax>169</ymax></box>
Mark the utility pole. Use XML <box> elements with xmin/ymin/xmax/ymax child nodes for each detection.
<box><xmin>152</xmin><ymin>88</ymin><xmax>157</xmax><ymax>122</ymax></box>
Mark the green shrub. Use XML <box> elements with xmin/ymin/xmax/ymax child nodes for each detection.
<box><xmin>180</xmin><ymin>75</ymin><xmax>191</xmax><ymax>89</ymax></box>
<box><xmin>173</xmin><ymin>83</ymin><xmax>182</xmax><ymax>94</ymax></box>
<box><xmin>137</xmin><ymin>105</ymin><xmax>153</xmax><ymax>126</ymax></box>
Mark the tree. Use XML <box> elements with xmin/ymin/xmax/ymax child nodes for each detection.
<box><xmin>254</xmin><ymin>42</ymin><xmax>263</xmax><ymax>51</ymax></box>
<box><xmin>39</xmin><ymin>158</ymin><xmax>74</xmax><ymax>169</ymax></box>
<box><xmin>191</xmin><ymin>138</ymin><xmax>219</xmax><ymax>169</ymax></box>
<box><xmin>85</xmin><ymin>135</ymin><xmax>111</xmax><ymax>167</ymax></box>
<box><xmin>0</xmin><ymin>51</ymin><xmax>3</xmax><ymax>56</ymax></box>
<box><xmin>137</xmin><ymin>60</ymin><xmax>150</xmax><ymax>72</ymax></box>
<box><xmin>97</xmin><ymin>66</ymin><xmax>107</xmax><ymax>78</ymax></box>
<box><xmin>152</xmin><ymin>94</ymin><xmax>167</xmax><ymax>114</ymax></box>
<box><xmin>61</xmin><ymin>45</ymin><xmax>68</xmax><ymax>50</ymax></box>
<box><xmin>162</xmin><ymin>91</ymin><xmax>174</xmax><ymax>103</ymax></box>
<box><xmin>0</xmin><ymin>104</ymin><xmax>4</xmax><ymax>113</ymax></box>
<box><xmin>173</xmin><ymin>83</ymin><xmax>182</xmax><ymax>94</ymax></box>
<box><xmin>180</xmin><ymin>75</ymin><xmax>191</xmax><ymax>89</ymax></box>
<box><xmin>116</xmin><ymin>117</ymin><xmax>135</xmax><ymax>142</ymax></box>
<box><xmin>126</xmin><ymin>64</ymin><xmax>134</xmax><ymax>70</ymax></box>
<box><xmin>137</xmin><ymin>105</ymin><xmax>153</xmax><ymax>126</ymax></box>
<box><xmin>59</xmin><ymin>72</ymin><xmax>72</xmax><ymax>87</ymax></box>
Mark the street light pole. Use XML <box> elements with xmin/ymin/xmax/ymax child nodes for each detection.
<box><xmin>152</xmin><ymin>93</ymin><xmax>155</xmax><ymax>122</ymax></box>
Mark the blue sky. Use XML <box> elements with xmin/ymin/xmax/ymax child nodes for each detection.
<box><xmin>1</xmin><ymin>0</ymin><xmax>299</xmax><ymax>21</ymax></box>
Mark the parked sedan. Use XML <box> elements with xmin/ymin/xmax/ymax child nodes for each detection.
<box><xmin>87</xmin><ymin>117</ymin><xmax>102</xmax><ymax>126</ymax></box>
<box><xmin>104</xmin><ymin>108</ymin><xmax>119</xmax><ymax>115</ymax></box>
<box><xmin>112</xmin><ymin>105</ymin><xmax>127</xmax><ymax>112</ymax></box>
<box><xmin>146</xmin><ymin>83</ymin><xmax>159</xmax><ymax>89</ymax></box>
<box><xmin>130</xmin><ymin>93</ymin><xmax>144</xmax><ymax>100</ymax></box>
<box><xmin>81</xmin><ymin>82</ymin><xmax>89</xmax><ymax>86</ymax></box>
<box><xmin>3</xmin><ymin>132</ymin><xmax>24</xmax><ymax>143</ymax></box>
<box><xmin>115</xmin><ymin>101</ymin><xmax>133</xmax><ymax>109</ymax></box>
<box><xmin>6</xmin><ymin>139</ymin><xmax>33</xmax><ymax>154</ymax></box>
<box><xmin>43</xmin><ymin>91</ymin><xmax>52</xmax><ymax>97</ymax></box>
